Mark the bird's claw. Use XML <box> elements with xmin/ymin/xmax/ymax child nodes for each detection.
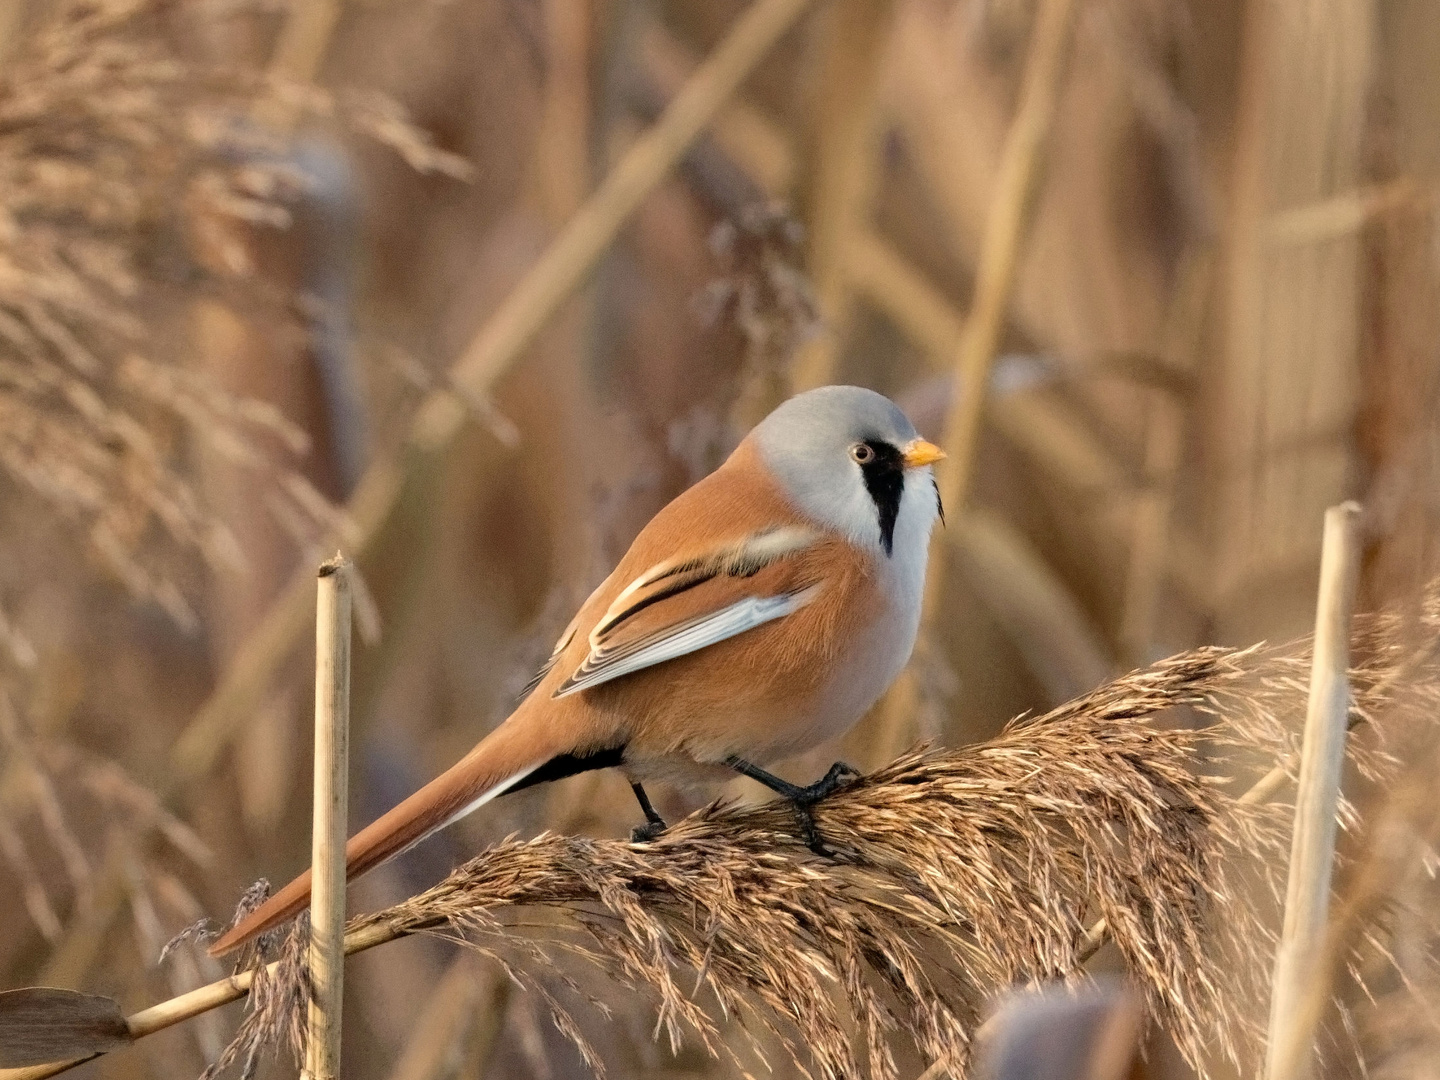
<box><xmin>723</xmin><ymin>756</ymin><xmax>863</xmax><ymax>856</ymax></box>
<box><xmin>630</xmin><ymin>819</ymin><xmax>667</xmax><ymax>844</ymax></box>
<box><xmin>792</xmin><ymin>761</ymin><xmax>861</xmax><ymax>856</ymax></box>
<box><xmin>794</xmin><ymin>761</ymin><xmax>862</xmax><ymax>805</ymax></box>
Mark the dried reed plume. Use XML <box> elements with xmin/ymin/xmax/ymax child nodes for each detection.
<box><xmin>0</xmin><ymin>687</ymin><xmax>211</xmax><ymax>944</ymax></box>
<box><xmin>205</xmin><ymin>595</ymin><xmax>1440</xmax><ymax>1080</ymax></box>
<box><xmin>0</xmin><ymin>0</ymin><xmax>468</xmax><ymax>630</ymax></box>
<box><xmin>694</xmin><ymin>201</ymin><xmax>819</xmax><ymax>432</ymax></box>
<box><xmin>202</xmin><ymin>912</ymin><xmax>311</xmax><ymax>1080</ymax></box>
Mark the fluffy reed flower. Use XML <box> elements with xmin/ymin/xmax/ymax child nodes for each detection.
<box><xmin>0</xmin><ymin>0</ymin><xmax>468</xmax><ymax>630</ymax></box>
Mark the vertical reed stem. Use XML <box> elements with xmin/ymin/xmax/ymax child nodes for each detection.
<box><xmin>862</xmin><ymin>0</ymin><xmax>1078</xmax><ymax>763</ymax></box>
<box><xmin>1117</xmin><ymin>250</ymin><xmax>1211</xmax><ymax>667</ymax></box>
<box><xmin>305</xmin><ymin>555</ymin><xmax>352</xmax><ymax>1080</ymax></box>
<box><xmin>1262</xmin><ymin>501</ymin><xmax>1362</xmax><ymax>1080</ymax></box>
<box><xmin>928</xmin><ymin>0</ymin><xmax>1077</xmax><ymax>522</ymax></box>
<box><xmin>789</xmin><ymin>0</ymin><xmax>896</xmax><ymax>395</ymax></box>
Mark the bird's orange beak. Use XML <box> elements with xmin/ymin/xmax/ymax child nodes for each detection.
<box><xmin>901</xmin><ymin>438</ymin><xmax>946</xmax><ymax>468</ymax></box>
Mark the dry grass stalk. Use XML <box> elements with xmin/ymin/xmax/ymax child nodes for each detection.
<box><xmin>867</xmin><ymin>0</ymin><xmax>1080</xmax><ymax>762</ymax></box>
<box><xmin>304</xmin><ymin>557</ymin><xmax>352</xmax><ymax>1080</ymax></box>
<box><xmin>788</xmin><ymin>0</ymin><xmax>896</xmax><ymax>394</ymax></box>
<box><xmin>1263</xmin><ymin>503</ymin><xmax>1362</xmax><ymax>1080</ymax></box>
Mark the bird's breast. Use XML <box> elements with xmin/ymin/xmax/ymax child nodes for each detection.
<box><xmin>803</xmin><ymin>561</ymin><xmax>921</xmax><ymax>747</ymax></box>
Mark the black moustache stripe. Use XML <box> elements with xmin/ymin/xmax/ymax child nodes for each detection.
<box><xmin>858</xmin><ymin>440</ymin><xmax>905</xmax><ymax>556</ymax></box>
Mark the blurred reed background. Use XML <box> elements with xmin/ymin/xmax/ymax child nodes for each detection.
<box><xmin>0</xmin><ymin>0</ymin><xmax>1437</xmax><ymax>1077</ymax></box>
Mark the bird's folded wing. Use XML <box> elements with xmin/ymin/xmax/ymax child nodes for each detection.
<box><xmin>519</xmin><ymin>622</ymin><xmax>575</xmax><ymax>700</ymax></box>
<box><xmin>553</xmin><ymin>525</ymin><xmax>823</xmax><ymax>697</ymax></box>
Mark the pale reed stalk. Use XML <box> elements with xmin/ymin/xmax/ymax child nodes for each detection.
<box><xmin>303</xmin><ymin>557</ymin><xmax>352</xmax><ymax>1080</ymax></box>
<box><xmin>1262</xmin><ymin>503</ymin><xmax>1362</xmax><ymax>1080</ymax></box>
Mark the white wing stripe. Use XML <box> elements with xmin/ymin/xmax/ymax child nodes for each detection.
<box><xmin>555</xmin><ymin>585</ymin><xmax>821</xmax><ymax>698</ymax></box>
<box><xmin>592</xmin><ymin>525</ymin><xmax>820</xmax><ymax>648</ymax></box>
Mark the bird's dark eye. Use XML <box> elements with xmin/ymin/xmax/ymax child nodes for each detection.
<box><xmin>849</xmin><ymin>443</ymin><xmax>874</xmax><ymax>464</ymax></box>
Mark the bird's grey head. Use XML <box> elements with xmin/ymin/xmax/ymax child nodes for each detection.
<box><xmin>750</xmin><ymin>385</ymin><xmax>944</xmax><ymax>556</ymax></box>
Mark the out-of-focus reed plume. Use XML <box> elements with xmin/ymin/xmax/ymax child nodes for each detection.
<box><xmin>0</xmin><ymin>685</ymin><xmax>211</xmax><ymax>943</ymax></box>
<box><xmin>0</xmin><ymin>0</ymin><xmax>466</xmax><ymax>630</ymax></box>
<box><xmin>694</xmin><ymin>201</ymin><xmax>818</xmax><ymax>432</ymax></box>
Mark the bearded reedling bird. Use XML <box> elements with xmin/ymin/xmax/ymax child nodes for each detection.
<box><xmin>210</xmin><ymin>385</ymin><xmax>945</xmax><ymax>957</ymax></box>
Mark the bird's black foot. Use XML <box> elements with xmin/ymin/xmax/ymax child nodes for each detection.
<box><xmin>630</xmin><ymin>819</ymin><xmax>666</xmax><ymax>843</ymax></box>
<box><xmin>794</xmin><ymin>761</ymin><xmax>863</xmax><ymax>804</ymax></box>
<box><xmin>725</xmin><ymin>758</ymin><xmax>862</xmax><ymax>856</ymax></box>
<box><xmin>628</xmin><ymin>782</ymin><xmax>667</xmax><ymax>844</ymax></box>
<box><xmin>789</xmin><ymin>761</ymin><xmax>862</xmax><ymax>854</ymax></box>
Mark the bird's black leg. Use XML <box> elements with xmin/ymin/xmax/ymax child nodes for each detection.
<box><xmin>725</xmin><ymin>757</ymin><xmax>862</xmax><ymax>855</ymax></box>
<box><xmin>629</xmin><ymin>782</ymin><xmax>668</xmax><ymax>843</ymax></box>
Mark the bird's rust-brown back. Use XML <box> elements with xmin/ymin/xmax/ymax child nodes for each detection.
<box><xmin>534</xmin><ymin>438</ymin><xmax>886</xmax><ymax>771</ymax></box>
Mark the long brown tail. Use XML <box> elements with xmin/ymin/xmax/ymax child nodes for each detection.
<box><xmin>208</xmin><ymin>714</ymin><xmax>561</xmax><ymax>957</ymax></box>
